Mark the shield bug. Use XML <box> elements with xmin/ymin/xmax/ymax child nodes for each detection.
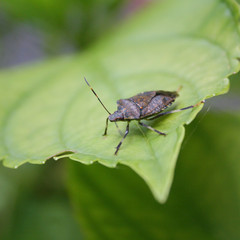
<box><xmin>84</xmin><ymin>77</ymin><xmax>205</xmax><ymax>155</ymax></box>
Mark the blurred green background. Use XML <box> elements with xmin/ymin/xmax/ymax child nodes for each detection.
<box><xmin>0</xmin><ymin>0</ymin><xmax>240</xmax><ymax>239</ymax></box>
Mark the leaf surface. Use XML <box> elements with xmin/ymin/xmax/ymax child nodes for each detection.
<box><xmin>0</xmin><ymin>0</ymin><xmax>240</xmax><ymax>202</ymax></box>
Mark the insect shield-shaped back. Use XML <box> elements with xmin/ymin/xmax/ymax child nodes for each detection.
<box><xmin>108</xmin><ymin>90</ymin><xmax>179</xmax><ymax>121</ymax></box>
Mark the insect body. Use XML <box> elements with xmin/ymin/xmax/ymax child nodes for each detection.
<box><xmin>84</xmin><ymin>78</ymin><xmax>204</xmax><ymax>155</ymax></box>
<box><xmin>108</xmin><ymin>90</ymin><xmax>178</xmax><ymax>122</ymax></box>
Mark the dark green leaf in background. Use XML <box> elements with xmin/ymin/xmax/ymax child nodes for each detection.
<box><xmin>0</xmin><ymin>161</ymin><xmax>82</xmax><ymax>240</ymax></box>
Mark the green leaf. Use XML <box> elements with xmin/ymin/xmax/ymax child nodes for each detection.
<box><xmin>67</xmin><ymin>111</ymin><xmax>240</xmax><ymax>240</ymax></box>
<box><xmin>0</xmin><ymin>162</ymin><xmax>83</xmax><ymax>240</ymax></box>
<box><xmin>7</xmin><ymin>197</ymin><xmax>83</xmax><ymax>240</ymax></box>
<box><xmin>0</xmin><ymin>0</ymin><xmax>240</xmax><ymax>202</ymax></box>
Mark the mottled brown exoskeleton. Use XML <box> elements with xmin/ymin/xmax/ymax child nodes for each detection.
<box><xmin>84</xmin><ymin>78</ymin><xmax>204</xmax><ymax>155</ymax></box>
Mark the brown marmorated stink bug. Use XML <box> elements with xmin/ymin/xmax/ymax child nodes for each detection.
<box><xmin>84</xmin><ymin>77</ymin><xmax>205</xmax><ymax>155</ymax></box>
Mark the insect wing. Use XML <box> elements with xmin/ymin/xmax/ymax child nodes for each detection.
<box><xmin>141</xmin><ymin>91</ymin><xmax>178</xmax><ymax>117</ymax></box>
<box><xmin>129</xmin><ymin>91</ymin><xmax>156</xmax><ymax>109</ymax></box>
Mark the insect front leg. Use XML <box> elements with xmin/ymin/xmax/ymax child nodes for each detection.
<box><xmin>103</xmin><ymin>118</ymin><xmax>109</xmax><ymax>136</ymax></box>
<box><xmin>139</xmin><ymin>122</ymin><xmax>166</xmax><ymax>136</ymax></box>
<box><xmin>103</xmin><ymin>118</ymin><xmax>123</xmax><ymax>136</ymax></box>
<box><xmin>114</xmin><ymin>122</ymin><xmax>130</xmax><ymax>155</ymax></box>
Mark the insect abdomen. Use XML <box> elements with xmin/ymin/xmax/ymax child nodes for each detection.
<box><xmin>140</xmin><ymin>95</ymin><xmax>175</xmax><ymax>117</ymax></box>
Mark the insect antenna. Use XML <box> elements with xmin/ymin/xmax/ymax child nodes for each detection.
<box><xmin>84</xmin><ymin>77</ymin><xmax>111</xmax><ymax>115</ymax></box>
<box><xmin>84</xmin><ymin>77</ymin><xmax>123</xmax><ymax>136</ymax></box>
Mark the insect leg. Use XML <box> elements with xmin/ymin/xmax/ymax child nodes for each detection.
<box><xmin>114</xmin><ymin>122</ymin><xmax>130</xmax><ymax>155</ymax></box>
<box><xmin>114</xmin><ymin>122</ymin><xmax>123</xmax><ymax>136</ymax></box>
<box><xmin>103</xmin><ymin>118</ymin><xmax>123</xmax><ymax>136</ymax></box>
<box><xmin>139</xmin><ymin>122</ymin><xmax>166</xmax><ymax>136</ymax></box>
<box><xmin>103</xmin><ymin>118</ymin><xmax>109</xmax><ymax>136</ymax></box>
<box><xmin>147</xmin><ymin>100</ymin><xmax>205</xmax><ymax>120</ymax></box>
